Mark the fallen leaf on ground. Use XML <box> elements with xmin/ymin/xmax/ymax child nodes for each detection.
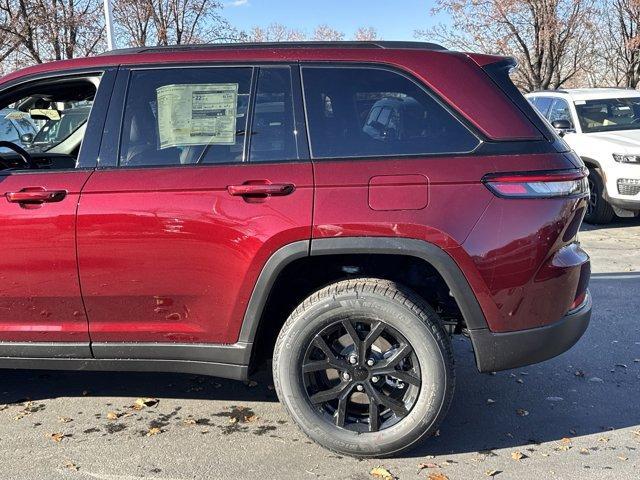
<box><xmin>133</xmin><ymin>397</ymin><xmax>159</xmax><ymax>410</ymax></box>
<box><xmin>427</xmin><ymin>473</ymin><xmax>449</xmax><ymax>480</ymax></box>
<box><xmin>598</xmin><ymin>437</ymin><xmax>610</xmax><ymax>443</ymax></box>
<box><xmin>417</xmin><ymin>462</ymin><xmax>439</xmax><ymax>471</ymax></box>
<box><xmin>561</xmin><ymin>437</ymin><xmax>572</xmax><ymax>444</ymax></box>
<box><xmin>63</xmin><ymin>461</ymin><xmax>78</xmax><ymax>471</ymax></box>
<box><xmin>618</xmin><ymin>455</ymin><xmax>628</xmax><ymax>461</ymax></box>
<box><xmin>57</xmin><ymin>416</ymin><xmax>72</xmax><ymax>423</ymax></box>
<box><xmin>485</xmin><ymin>470</ymin><xmax>501</xmax><ymax>477</ymax></box>
<box><xmin>50</xmin><ymin>432</ymin><xmax>66</xmax><ymax>442</ymax></box>
<box><xmin>146</xmin><ymin>427</ymin><xmax>162</xmax><ymax>436</ymax></box>
<box><xmin>370</xmin><ymin>466</ymin><xmax>395</xmax><ymax>479</ymax></box>
<box><xmin>511</xmin><ymin>451</ymin><xmax>527</xmax><ymax>461</ymax></box>
<box><xmin>106</xmin><ymin>411</ymin><xmax>119</xmax><ymax>421</ymax></box>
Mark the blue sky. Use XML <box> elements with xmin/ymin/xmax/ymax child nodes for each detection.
<box><xmin>223</xmin><ymin>0</ymin><xmax>445</xmax><ymax>40</ymax></box>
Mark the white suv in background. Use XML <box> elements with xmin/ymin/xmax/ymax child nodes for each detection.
<box><xmin>526</xmin><ymin>88</ymin><xmax>640</xmax><ymax>224</ymax></box>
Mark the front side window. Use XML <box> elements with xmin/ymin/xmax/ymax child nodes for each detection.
<box><xmin>302</xmin><ymin>66</ymin><xmax>479</xmax><ymax>158</ymax></box>
<box><xmin>574</xmin><ymin>97</ymin><xmax>640</xmax><ymax>133</ymax></box>
<box><xmin>0</xmin><ymin>76</ymin><xmax>98</xmax><ymax>170</ymax></box>
<box><xmin>529</xmin><ymin>96</ymin><xmax>554</xmax><ymax>117</ymax></box>
<box><xmin>119</xmin><ymin>67</ymin><xmax>252</xmax><ymax>167</ymax></box>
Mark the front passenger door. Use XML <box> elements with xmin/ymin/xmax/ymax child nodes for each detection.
<box><xmin>0</xmin><ymin>70</ymin><xmax>113</xmax><ymax>355</ymax></box>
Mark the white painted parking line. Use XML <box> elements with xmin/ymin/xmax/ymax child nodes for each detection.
<box><xmin>590</xmin><ymin>274</ymin><xmax>640</xmax><ymax>280</ymax></box>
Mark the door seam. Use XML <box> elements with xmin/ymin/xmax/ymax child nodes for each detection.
<box><xmin>75</xmin><ymin>169</ymin><xmax>97</xmax><ymax>357</ymax></box>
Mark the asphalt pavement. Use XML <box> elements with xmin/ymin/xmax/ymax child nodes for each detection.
<box><xmin>0</xmin><ymin>219</ymin><xmax>638</xmax><ymax>480</ymax></box>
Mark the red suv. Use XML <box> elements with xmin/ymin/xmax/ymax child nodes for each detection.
<box><xmin>0</xmin><ymin>41</ymin><xmax>591</xmax><ymax>457</ymax></box>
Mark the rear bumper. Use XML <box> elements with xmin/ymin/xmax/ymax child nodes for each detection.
<box><xmin>607</xmin><ymin>195</ymin><xmax>640</xmax><ymax>212</ymax></box>
<box><xmin>468</xmin><ymin>291</ymin><xmax>591</xmax><ymax>372</ymax></box>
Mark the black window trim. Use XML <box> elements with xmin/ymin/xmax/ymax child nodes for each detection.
<box><xmin>99</xmin><ymin>62</ymin><xmax>309</xmax><ymax>170</ymax></box>
<box><xmin>0</xmin><ymin>67</ymin><xmax>116</xmax><ymax>174</ymax></box>
<box><xmin>299</xmin><ymin>62</ymin><xmax>484</xmax><ymax>161</ymax></box>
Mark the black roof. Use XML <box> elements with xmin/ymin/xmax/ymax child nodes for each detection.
<box><xmin>100</xmin><ymin>41</ymin><xmax>447</xmax><ymax>56</ymax></box>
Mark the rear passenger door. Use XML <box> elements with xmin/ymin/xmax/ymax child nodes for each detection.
<box><xmin>76</xmin><ymin>65</ymin><xmax>312</xmax><ymax>355</ymax></box>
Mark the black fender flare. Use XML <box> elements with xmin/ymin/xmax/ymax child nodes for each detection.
<box><xmin>238</xmin><ymin>237</ymin><xmax>489</xmax><ymax>345</ymax></box>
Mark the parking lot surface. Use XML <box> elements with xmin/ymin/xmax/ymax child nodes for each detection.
<box><xmin>0</xmin><ymin>219</ymin><xmax>638</xmax><ymax>480</ymax></box>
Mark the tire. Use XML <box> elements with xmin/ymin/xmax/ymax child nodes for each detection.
<box><xmin>272</xmin><ymin>278</ymin><xmax>455</xmax><ymax>458</ymax></box>
<box><xmin>584</xmin><ymin>167</ymin><xmax>614</xmax><ymax>224</ymax></box>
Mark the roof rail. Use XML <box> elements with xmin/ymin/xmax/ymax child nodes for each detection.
<box><xmin>528</xmin><ymin>89</ymin><xmax>569</xmax><ymax>94</ymax></box>
<box><xmin>100</xmin><ymin>41</ymin><xmax>447</xmax><ymax>56</ymax></box>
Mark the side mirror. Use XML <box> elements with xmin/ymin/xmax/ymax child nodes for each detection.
<box><xmin>20</xmin><ymin>133</ymin><xmax>33</xmax><ymax>144</ymax></box>
<box><xmin>551</xmin><ymin>119</ymin><xmax>574</xmax><ymax>136</ymax></box>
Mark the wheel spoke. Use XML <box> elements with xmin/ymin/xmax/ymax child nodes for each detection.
<box><xmin>311</xmin><ymin>336</ymin><xmax>348</xmax><ymax>370</ymax></box>
<box><xmin>366</xmin><ymin>382</ymin><xmax>409</xmax><ymax>418</ymax></box>
<box><xmin>361</xmin><ymin>321</ymin><xmax>385</xmax><ymax>359</ymax></box>
<box><xmin>310</xmin><ymin>381</ymin><xmax>352</xmax><ymax>404</ymax></box>
<box><xmin>368</xmin><ymin>395</ymin><xmax>380</xmax><ymax>432</ymax></box>
<box><xmin>335</xmin><ymin>385</ymin><xmax>353</xmax><ymax>427</ymax></box>
<box><xmin>373</xmin><ymin>343</ymin><xmax>412</xmax><ymax>371</ymax></box>
<box><xmin>302</xmin><ymin>359</ymin><xmax>333</xmax><ymax>373</ymax></box>
<box><xmin>385</xmin><ymin>369</ymin><xmax>421</xmax><ymax>387</ymax></box>
<box><xmin>341</xmin><ymin>320</ymin><xmax>361</xmax><ymax>351</ymax></box>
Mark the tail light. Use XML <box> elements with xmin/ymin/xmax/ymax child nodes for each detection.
<box><xmin>482</xmin><ymin>169</ymin><xmax>588</xmax><ymax>198</ymax></box>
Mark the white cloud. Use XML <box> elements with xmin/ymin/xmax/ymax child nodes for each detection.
<box><xmin>226</xmin><ymin>0</ymin><xmax>249</xmax><ymax>6</ymax></box>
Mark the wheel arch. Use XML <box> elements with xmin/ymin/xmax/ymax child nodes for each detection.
<box><xmin>238</xmin><ymin>237</ymin><xmax>489</xmax><ymax>360</ymax></box>
<box><xmin>581</xmin><ymin>156</ymin><xmax>602</xmax><ymax>170</ymax></box>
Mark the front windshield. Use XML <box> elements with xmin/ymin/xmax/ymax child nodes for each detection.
<box><xmin>575</xmin><ymin>97</ymin><xmax>640</xmax><ymax>133</ymax></box>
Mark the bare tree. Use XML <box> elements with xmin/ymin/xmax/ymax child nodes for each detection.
<box><xmin>312</xmin><ymin>24</ymin><xmax>344</xmax><ymax>41</ymax></box>
<box><xmin>592</xmin><ymin>0</ymin><xmax>640</xmax><ymax>87</ymax></box>
<box><xmin>353</xmin><ymin>26</ymin><xmax>378</xmax><ymax>41</ymax></box>
<box><xmin>246</xmin><ymin>22</ymin><xmax>305</xmax><ymax>42</ymax></box>
<box><xmin>419</xmin><ymin>0</ymin><xmax>597</xmax><ymax>92</ymax></box>
<box><xmin>113</xmin><ymin>0</ymin><xmax>153</xmax><ymax>47</ymax></box>
<box><xmin>0</xmin><ymin>0</ymin><xmax>104</xmax><ymax>65</ymax></box>
<box><xmin>113</xmin><ymin>0</ymin><xmax>239</xmax><ymax>47</ymax></box>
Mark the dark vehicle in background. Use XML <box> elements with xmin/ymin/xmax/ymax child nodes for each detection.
<box><xmin>0</xmin><ymin>41</ymin><xmax>591</xmax><ymax>457</ymax></box>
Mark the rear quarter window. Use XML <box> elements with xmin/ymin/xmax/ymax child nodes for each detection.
<box><xmin>301</xmin><ymin>66</ymin><xmax>480</xmax><ymax>159</ymax></box>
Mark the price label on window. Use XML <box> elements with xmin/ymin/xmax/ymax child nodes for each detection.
<box><xmin>156</xmin><ymin>83</ymin><xmax>238</xmax><ymax>148</ymax></box>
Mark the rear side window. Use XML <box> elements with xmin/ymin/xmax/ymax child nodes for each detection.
<box><xmin>301</xmin><ymin>66</ymin><xmax>479</xmax><ymax>158</ymax></box>
<box><xmin>119</xmin><ymin>67</ymin><xmax>252</xmax><ymax>167</ymax></box>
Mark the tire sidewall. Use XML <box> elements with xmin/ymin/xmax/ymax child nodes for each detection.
<box><xmin>585</xmin><ymin>167</ymin><xmax>614</xmax><ymax>224</ymax></box>
<box><xmin>274</xmin><ymin>286</ymin><xmax>451</xmax><ymax>457</ymax></box>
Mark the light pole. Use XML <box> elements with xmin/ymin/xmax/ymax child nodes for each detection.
<box><xmin>103</xmin><ymin>0</ymin><xmax>115</xmax><ymax>51</ymax></box>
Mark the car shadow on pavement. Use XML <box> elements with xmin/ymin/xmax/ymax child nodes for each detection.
<box><xmin>0</xmin><ymin>279</ymin><xmax>637</xmax><ymax>459</ymax></box>
<box><xmin>580</xmin><ymin>216</ymin><xmax>640</xmax><ymax>231</ymax></box>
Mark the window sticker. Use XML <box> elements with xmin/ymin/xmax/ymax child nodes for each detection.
<box><xmin>156</xmin><ymin>83</ymin><xmax>238</xmax><ymax>149</ymax></box>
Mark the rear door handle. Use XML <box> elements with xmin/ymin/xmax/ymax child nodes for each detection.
<box><xmin>5</xmin><ymin>187</ymin><xmax>67</xmax><ymax>204</ymax></box>
<box><xmin>227</xmin><ymin>182</ymin><xmax>295</xmax><ymax>198</ymax></box>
